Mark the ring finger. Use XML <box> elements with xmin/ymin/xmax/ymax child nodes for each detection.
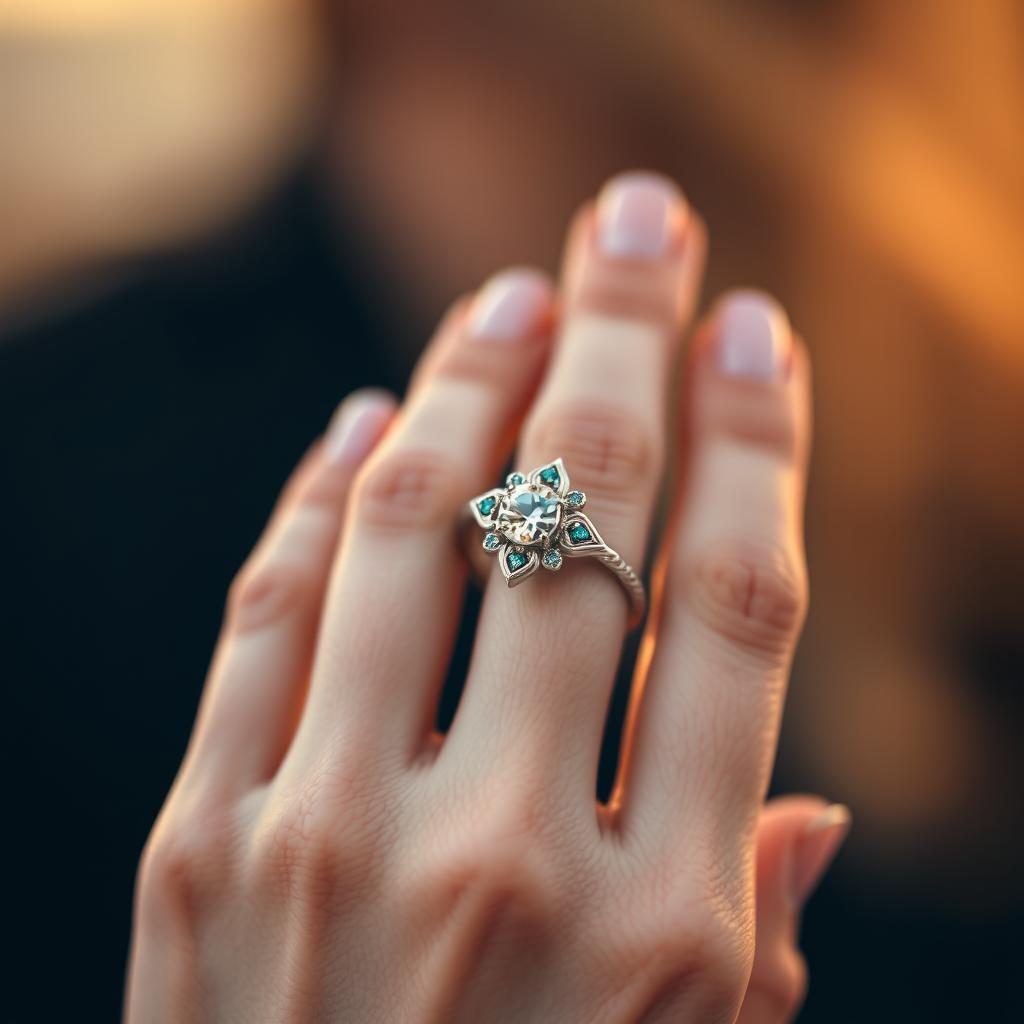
<box><xmin>444</xmin><ymin>173</ymin><xmax>706</xmax><ymax>801</ymax></box>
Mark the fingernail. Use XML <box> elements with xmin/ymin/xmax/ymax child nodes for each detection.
<box><xmin>469</xmin><ymin>269</ymin><xmax>551</xmax><ymax>341</ymax></box>
<box><xmin>597</xmin><ymin>172</ymin><xmax>685</xmax><ymax>260</ymax></box>
<box><xmin>324</xmin><ymin>391</ymin><xmax>393</xmax><ymax>466</ymax></box>
<box><xmin>716</xmin><ymin>291</ymin><xmax>790</xmax><ymax>379</ymax></box>
<box><xmin>790</xmin><ymin>803</ymin><xmax>851</xmax><ymax>908</ymax></box>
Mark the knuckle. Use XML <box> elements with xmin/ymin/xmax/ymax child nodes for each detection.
<box><xmin>410</xmin><ymin>803</ymin><xmax>561</xmax><ymax>930</ymax></box>
<box><xmin>226</xmin><ymin>559</ymin><xmax>313</xmax><ymax>632</ymax></box>
<box><xmin>461</xmin><ymin>804</ymin><xmax>551</xmax><ymax>890</ymax></box>
<box><xmin>778</xmin><ymin>951</ymin><xmax>810</xmax><ymax>1020</ymax></box>
<box><xmin>260</xmin><ymin>808</ymin><xmax>349</xmax><ymax>913</ymax></box>
<box><xmin>137</xmin><ymin>810</ymin><xmax>234</xmax><ymax>931</ymax></box>
<box><xmin>622</xmin><ymin>904</ymin><xmax>752</xmax><ymax>1020</ymax></box>
<box><xmin>432</xmin><ymin>344</ymin><xmax>503</xmax><ymax>387</ymax></box>
<box><xmin>527</xmin><ymin>401</ymin><xmax>658</xmax><ymax>501</ymax></box>
<box><xmin>705</xmin><ymin>396</ymin><xmax>801</xmax><ymax>457</ymax></box>
<box><xmin>352</xmin><ymin>449</ymin><xmax>462</xmax><ymax>531</ymax></box>
<box><xmin>681</xmin><ymin>541</ymin><xmax>808</xmax><ymax>657</ymax></box>
<box><xmin>751</xmin><ymin>949</ymin><xmax>809</xmax><ymax>1022</ymax></box>
<box><xmin>575</xmin><ymin>265</ymin><xmax>681</xmax><ymax>325</ymax></box>
<box><xmin>249</xmin><ymin>766</ymin><xmax>393</xmax><ymax>912</ymax></box>
<box><xmin>677</xmin><ymin>909</ymin><xmax>752</xmax><ymax>1007</ymax></box>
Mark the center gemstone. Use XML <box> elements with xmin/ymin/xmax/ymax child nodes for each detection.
<box><xmin>499</xmin><ymin>484</ymin><xmax>561</xmax><ymax>546</ymax></box>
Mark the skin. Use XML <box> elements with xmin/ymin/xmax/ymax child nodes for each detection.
<box><xmin>125</xmin><ymin>173</ymin><xmax>845</xmax><ymax>1023</ymax></box>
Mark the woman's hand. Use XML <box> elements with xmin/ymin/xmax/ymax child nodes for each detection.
<box><xmin>126</xmin><ymin>173</ymin><xmax>845</xmax><ymax>1022</ymax></box>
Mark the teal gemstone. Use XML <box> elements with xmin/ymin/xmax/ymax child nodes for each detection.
<box><xmin>506</xmin><ymin>550</ymin><xmax>528</xmax><ymax>572</ymax></box>
<box><xmin>506</xmin><ymin>472</ymin><xmax>525</xmax><ymax>487</ymax></box>
<box><xmin>542</xmin><ymin>549</ymin><xmax>562</xmax><ymax>569</ymax></box>
<box><xmin>568</xmin><ymin>523</ymin><xmax>592</xmax><ymax>545</ymax></box>
<box><xmin>477</xmin><ymin>496</ymin><xmax>497</xmax><ymax>517</ymax></box>
<box><xmin>482</xmin><ymin>533</ymin><xmax>501</xmax><ymax>551</ymax></box>
<box><xmin>566</xmin><ymin>490</ymin><xmax>586</xmax><ymax>507</ymax></box>
<box><xmin>539</xmin><ymin>466</ymin><xmax>561</xmax><ymax>489</ymax></box>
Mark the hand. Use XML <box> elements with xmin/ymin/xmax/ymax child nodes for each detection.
<box><xmin>127</xmin><ymin>173</ymin><xmax>842</xmax><ymax>1022</ymax></box>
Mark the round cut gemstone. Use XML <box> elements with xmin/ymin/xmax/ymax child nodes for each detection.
<box><xmin>566</xmin><ymin>490</ymin><xmax>586</xmax><ymax>508</ymax></box>
<box><xmin>482</xmin><ymin>532</ymin><xmax>501</xmax><ymax>551</ymax></box>
<box><xmin>498</xmin><ymin>484</ymin><xmax>561</xmax><ymax>546</ymax></box>
<box><xmin>506</xmin><ymin>471</ymin><xmax>525</xmax><ymax>487</ymax></box>
<box><xmin>542</xmin><ymin>549</ymin><xmax>562</xmax><ymax>570</ymax></box>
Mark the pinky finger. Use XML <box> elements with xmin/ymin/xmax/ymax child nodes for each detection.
<box><xmin>177</xmin><ymin>389</ymin><xmax>396</xmax><ymax>798</ymax></box>
<box><xmin>738</xmin><ymin>797</ymin><xmax>851</xmax><ymax>1023</ymax></box>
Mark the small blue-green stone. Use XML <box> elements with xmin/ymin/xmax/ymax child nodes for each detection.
<box><xmin>506</xmin><ymin>550</ymin><xmax>528</xmax><ymax>572</ymax></box>
<box><xmin>568</xmin><ymin>523</ymin><xmax>592</xmax><ymax>545</ymax></box>
<box><xmin>539</xmin><ymin>466</ymin><xmax>561</xmax><ymax>489</ymax></box>
<box><xmin>477</xmin><ymin>496</ymin><xmax>497</xmax><ymax>517</ymax></box>
<box><xmin>566</xmin><ymin>490</ymin><xmax>586</xmax><ymax>507</ymax></box>
<box><xmin>542</xmin><ymin>549</ymin><xmax>562</xmax><ymax>569</ymax></box>
<box><xmin>506</xmin><ymin>472</ymin><xmax>525</xmax><ymax>487</ymax></box>
<box><xmin>482</xmin><ymin>533</ymin><xmax>501</xmax><ymax>551</ymax></box>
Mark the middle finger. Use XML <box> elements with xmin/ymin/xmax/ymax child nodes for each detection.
<box><xmin>444</xmin><ymin>173</ymin><xmax>705</xmax><ymax>800</ymax></box>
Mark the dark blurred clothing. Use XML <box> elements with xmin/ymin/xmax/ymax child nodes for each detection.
<box><xmin>0</xmin><ymin>173</ymin><xmax>405</xmax><ymax>1021</ymax></box>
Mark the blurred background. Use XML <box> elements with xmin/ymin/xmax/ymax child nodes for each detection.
<box><xmin>2</xmin><ymin>1</ymin><xmax>1021</xmax><ymax>1020</ymax></box>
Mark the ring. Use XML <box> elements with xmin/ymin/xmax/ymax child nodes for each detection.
<box><xmin>467</xmin><ymin>457</ymin><xmax>646</xmax><ymax>627</ymax></box>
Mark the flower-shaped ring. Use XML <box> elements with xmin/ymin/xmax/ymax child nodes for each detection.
<box><xmin>468</xmin><ymin>458</ymin><xmax>646</xmax><ymax>627</ymax></box>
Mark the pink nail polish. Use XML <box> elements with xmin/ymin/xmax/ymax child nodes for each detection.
<box><xmin>716</xmin><ymin>291</ymin><xmax>790</xmax><ymax>379</ymax></box>
<box><xmin>789</xmin><ymin>804</ymin><xmax>851</xmax><ymax>908</ymax></box>
<box><xmin>324</xmin><ymin>392</ymin><xmax>393</xmax><ymax>466</ymax></box>
<box><xmin>469</xmin><ymin>269</ymin><xmax>551</xmax><ymax>341</ymax></box>
<box><xmin>597</xmin><ymin>172</ymin><xmax>684</xmax><ymax>260</ymax></box>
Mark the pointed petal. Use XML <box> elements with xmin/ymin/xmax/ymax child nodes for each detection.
<box><xmin>526</xmin><ymin>457</ymin><xmax>569</xmax><ymax>496</ymax></box>
<box><xmin>559</xmin><ymin>512</ymin><xmax>605</xmax><ymax>556</ymax></box>
<box><xmin>469</xmin><ymin>488</ymin><xmax>505</xmax><ymax>529</ymax></box>
<box><xmin>499</xmin><ymin>544</ymin><xmax>540</xmax><ymax>587</ymax></box>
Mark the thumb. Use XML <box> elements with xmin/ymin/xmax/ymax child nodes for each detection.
<box><xmin>737</xmin><ymin>796</ymin><xmax>851</xmax><ymax>1024</ymax></box>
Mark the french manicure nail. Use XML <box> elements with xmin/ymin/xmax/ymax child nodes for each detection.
<box><xmin>789</xmin><ymin>803</ymin><xmax>851</xmax><ymax>908</ymax></box>
<box><xmin>324</xmin><ymin>392</ymin><xmax>393</xmax><ymax>466</ymax></box>
<box><xmin>717</xmin><ymin>291</ymin><xmax>791</xmax><ymax>379</ymax></box>
<box><xmin>469</xmin><ymin>269</ymin><xmax>551</xmax><ymax>341</ymax></box>
<box><xmin>597</xmin><ymin>173</ymin><xmax>684</xmax><ymax>260</ymax></box>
